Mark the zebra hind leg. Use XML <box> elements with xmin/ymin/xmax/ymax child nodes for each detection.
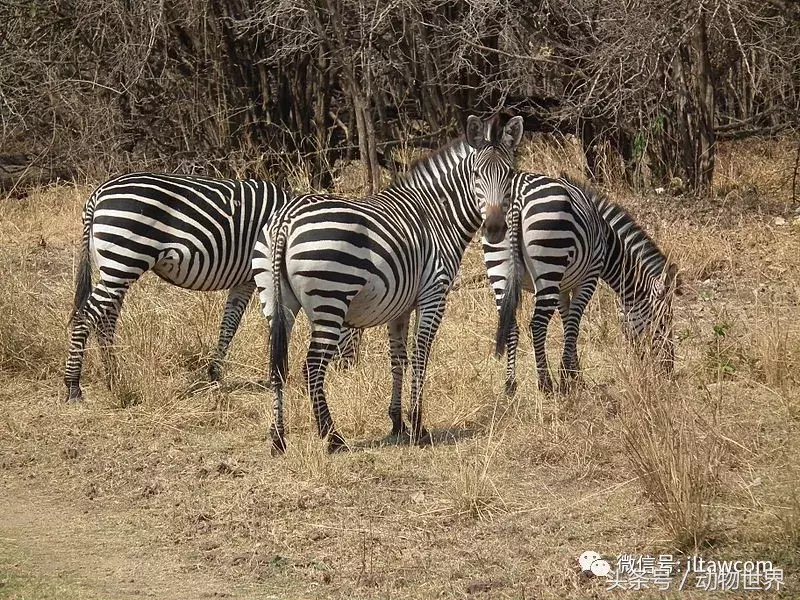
<box><xmin>305</xmin><ymin>326</ymin><xmax>347</xmax><ymax>454</ymax></box>
<box><xmin>558</xmin><ymin>279</ymin><xmax>598</xmax><ymax>394</ymax></box>
<box><xmin>93</xmin><ymin>289</ymin><xmax>131</xmax><ymax>405</ymax></box>
<box><xmin>530</xmin><ymin>293</ymin><xmax>558</xmax><ymax>394</ymax></box>
<box><xmin>557</xmin><ymin>290</ymin><xmax>577</xmax><ymax>393</ymax></box>
<box><xmin>208</xmin><ymin>281</ymin><xmax>256</xmax><ymax>382</ymax></box>
<box><xmin>64</xmin><ymin>308</ymin><xmax>93</xmax><ymax>402</ymax></box>
<box><xmin>387</xmin><ymin>316</ymin><xmax>410</xmax><ymax>439</ymax></box>
<box><xmin>332</xmin><ymin>327</ymin><xmax>362</xmax><ymax>370</ymax></box>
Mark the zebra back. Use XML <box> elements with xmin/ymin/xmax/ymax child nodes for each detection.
<box><xmin>87</xmin><ymin>172</ymin><xmax>289</xmax><ymax>291</ymax></box>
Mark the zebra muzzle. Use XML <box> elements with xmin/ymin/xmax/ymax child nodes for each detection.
<box><xmin>483</xmin><ymin>209</ymin><xmax>507</xmax><ymax>244</ymax></box>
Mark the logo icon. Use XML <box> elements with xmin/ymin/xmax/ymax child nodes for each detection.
<box><xmin>579</xmin><ymin>550</ymin><xmax>612</xmax><ymax>577</ymax></box>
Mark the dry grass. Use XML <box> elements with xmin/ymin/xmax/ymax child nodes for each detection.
<box><xmin>1</xmin><ymin>138</ymin><xmax>799</xmax><ymax>598</ymax></box>
<box><xmin>616</xmin><ymin>356</ymin><xmax>722</xmax><ymax>551</ymax></box>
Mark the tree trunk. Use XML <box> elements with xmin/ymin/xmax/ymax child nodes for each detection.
<box><xmin>691</xmin><ymin>6</ymin><xmax>716</xmax><ymax>193</ymax></box>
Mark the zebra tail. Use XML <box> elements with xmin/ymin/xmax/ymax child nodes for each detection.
<box><xmin>495</xmin><ymin>201</ymin><xmax>522</xmax><ymax>357</ymax></box>
<box><xmin>269</xmin><ymin>227</ymin><xmax>290</xmax><ymax>388</ymax></box>
<box><xmin>70</xmin><ymin>203</ymin><xmax>94</xmax><ymax>323</ymax></box>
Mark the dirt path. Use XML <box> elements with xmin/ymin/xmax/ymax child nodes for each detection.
<box><xmin>0</xmin><ymin>479</ymin><xmax>271</xmax><ymax>600</ymax></box>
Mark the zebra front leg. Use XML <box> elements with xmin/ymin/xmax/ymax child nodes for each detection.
<box><xmin>306</xmin><ymin>326</ymin><xmax>347</xmax><ymax>454</ymax></box>
<box><xmin>208</xmin><ymin>281</ymin><xmax>256</xmax><ymax>382</ymax></box>
<box><xmin>387</xmin><ymin>316</ymin><xmax>411</xmax><ymax>438</ymax></box>
<box><xmin>558</xmin><ymin>279</ymin><xmax>598</xmax><ymax>393</ymax></box>
<box><xmin>94</xmin><ymin>294</ymin><xmax>127</xmax><ymax>402</ymax></box>
<box><xmin>408</xmin><ymin>302</ymin><xmax>445</xmax><ymax>446</ymax></box>
<box><xmin>530</xmin><ymin>291</ymin><xmax>558</xmax><ymax>393</ymax></box>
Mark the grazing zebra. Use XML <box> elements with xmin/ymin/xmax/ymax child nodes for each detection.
<box><xmin>490</xmin><ymin>175</ymin><xmax>681</xmax><ymax>394</ymax></box>
<box><xmin>254</xmin><ymin>115</ymin><xmax>524</xmax><ymax>454</ymax></box>
<box><xmin>64</xmin><ymin>172</ymin><xmax>290</xmax><ymax>402</ymax></box>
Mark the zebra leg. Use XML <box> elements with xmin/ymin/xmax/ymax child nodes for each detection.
<box><xmin>92</xmin><ymin>287</ymin><xmax>128</xmax><ymax>395</ymax></box>
<box><xmin>306</xmin><ymin>324</ymin><xmax>347</xmax><ymax>454</ymax></box>
<box><xmin>408</xmin><ymin>302</ymin><xmax>445</xmax><ymax>446</ymax></box>
<box><xmin>558</xmin><ymin>291</ymin><xmax>571</xmax><ymax>323</ymax></box>
<box><xmin>65</xmin><ymin>281</ymin><xmax>130</xmax><ymax>400</ymax></box>
<box><xmin>208</xmin><ymin>281</ymin><xmax>256</xmax><ymax>382</ymax></box>
<box><xmin>387</xmin><ymin>316</ymin><xmax>411</xmax><ymax>437</ymax></box>
<box><xmin>333</xmin><ymin>327</ymin><xmax>362</xmax><ymax>370</ymax></box>
<box><xmin>504</xmin><ymin>318</ymin><xmax>520</xmax><ymax>397</ymax></box>
<box><xmin>64</xmin><ymin>307</ymin><xmax>92</xmax><ymax>402</ymax></box>
<box><xmin>530</xmin><ymin>290</ymin><xmax>558</xmax><ymax>393</ymax></box>
<box><xmin>269</xmin><ymin>305</ymin><xmax>298</xmax><ymax>456</ymax></box>
<box><xmin>559</xmin><ymin>278</ymin><xmax>599</xmax><ymax>392</ymax></box>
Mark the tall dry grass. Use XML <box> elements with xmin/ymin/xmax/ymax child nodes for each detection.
<box><xmin>616</xmin><ymin>354</ymin><xmax>722</xmax><ymax>550</ymax></box>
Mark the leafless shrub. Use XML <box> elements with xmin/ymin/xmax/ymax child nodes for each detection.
<box><xmin>1</xmin><ymin>1</ymin><xmax>797</xmax><ymax>192</ymax></box>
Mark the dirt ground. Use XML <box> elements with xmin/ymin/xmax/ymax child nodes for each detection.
<box><xmin>1</xmin><ymin>138</ymin><xmax>799</xmax><ymax>599</ymax></box>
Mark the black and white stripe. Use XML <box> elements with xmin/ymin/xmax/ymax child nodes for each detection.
<box><xmin>255</xmin><ymin>116</ymin><xmax>524</xmax><ymax>454</ymax></box>
<box><xmin>64</xmin><ymin>172</ymin><xmax>290</xmax><ymax>401</ymax></box>
<box><xmin>491</xmin><ymin>175</ymin><xmax>680</xmax><ymax>394</ymax></box>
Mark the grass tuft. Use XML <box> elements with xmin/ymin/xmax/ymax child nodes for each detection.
<box><xmin>616</xmin><ymin>355</ymin><xmax>721</xmax><ymax>551</ymax></box>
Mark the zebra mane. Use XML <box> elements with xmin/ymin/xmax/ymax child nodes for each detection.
<box><xmin>560</xmin><ymin>175</ymin><xmax>670</xmax><ymax>278</ymax></box>
<box><xmin>394</xmin><ymin>138</ymin><xmax>472</xmax><ymax>187</ymax></box>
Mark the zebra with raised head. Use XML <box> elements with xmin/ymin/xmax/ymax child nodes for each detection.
<box><xmin>64</xmin><ymin>172</ymin><xmax>291</xmax><ymax>402</ymax></box>
<box><xmin>490</xmin><ymin>175</ymin><xmax>681</xmax><ymax>394</ymax></box>
<box><xmin>253</xmin><ymin>115</ymin><xmax>524</xmax><ymax>454</ymax></box>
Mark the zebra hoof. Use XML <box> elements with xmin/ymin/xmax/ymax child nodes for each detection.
<box><xmin>207</xmin><ymin>363</ymin><xmax>222</xmax><ymax>382</ymax></box>
<box><xmin>386</xmin><ymin>421</ymin><xmax>411</xmax><ymax>445</ymax></box>
<box><xmin>412</xmin><ymin>427</ymin><xmax>432</xmax><ymax>447</ymax></box>
<box><xmin>538</xmin><ymin>379</ymin><xmax>555</xmax><ymax>395</ymax></box>
<box><xmin>504</xmin><ymin>380</ymin><xmax>518</xmax><ymax>397</ymax></box>
<box><xmin>327</xmin><ymin>432</ymin><xmax>348</xmax><ymax>454</ymax></box>
<box><xmin>271</xmin><ymin>433</ymin><xmax>287</xmax><ymax>457</ymax></box>
<box><xmin>390</xmin><ymin>417</ymin><xmax>408</xmax><ymax>436</ymax></box>
<box><xmin>66</xmin><ymin>387</ymin><xmax>84</xmax><ymax>403</ymax></box>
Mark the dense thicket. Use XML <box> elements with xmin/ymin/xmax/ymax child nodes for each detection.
<box><xmin>2</xmin><ymin>0</ymin><xmax>798</xmax><ymax>192</ymax></box>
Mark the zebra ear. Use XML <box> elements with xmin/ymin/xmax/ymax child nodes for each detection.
<box><xmin>465</xmin><ymin>115</ymin><xmax>485</xmax><ymax>149</ymax></box>
<box><xmin>501</xmin><ymin>116</ymin><xmax>524</xmax><ymax>150</ymax></box>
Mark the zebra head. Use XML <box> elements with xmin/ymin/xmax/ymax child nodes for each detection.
<box><xmin>624</xmin><ymin>261</ymin><xmax>682</xmax><ymax>371</ymax></box>
<box><xmin>465</xmin><ymin>115</ymin><xmax>524</xmax><ymax>244</ymax></box>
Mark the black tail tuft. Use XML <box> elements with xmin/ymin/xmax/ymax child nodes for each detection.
<box><xmin>269</xmin><ymin>295</ymin><xmax>289</xmax><ymax>389</ymax></box>
<box><xmin>70</xmin><ymin>215</ymin><xmax>93</xmax><ymax>323</ymax></box>
<box><xmin>269</xmin><ymin>231</ymin><xmax>290</xmax><ymax>389</ymax></box>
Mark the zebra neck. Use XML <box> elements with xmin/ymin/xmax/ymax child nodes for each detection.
<box><xmin>601</xmin><ymin>235</ymin><xmax>645</xmax><ymax>312</ymax></box>
<box><xmin>397</xmin><ymin>152</ymin><xmax>482</xmax><ymax>286</ymax></box>
<box><xmin>599</xmin><ymin>206</ymin><xmax>666</xmax><ymax>313</ymax></box>
<box><xmin>437</xmin><ymin>192</ymin><xmax>481</xmax><ymax>285</ymax></box>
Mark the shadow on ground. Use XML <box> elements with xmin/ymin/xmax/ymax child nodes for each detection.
<box><xmin>351</xmin><ymin>426</ymin><xmax>481</xmax><ymax>450</ymax></box>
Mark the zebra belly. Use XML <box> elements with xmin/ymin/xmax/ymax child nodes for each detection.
<box><xmin>151</xmin><ymin>248</ymin><xmax>250</xmax><ymax>291</ymax></box>
<box><xmin>288</xmin><ymin>262</ymin><xmax>420</xmax><ymax>330</ymax></box>
<box><xmin>344</xmin><ymin>276</ymin><xmax>419</xmax><ymax>328</ymax></box>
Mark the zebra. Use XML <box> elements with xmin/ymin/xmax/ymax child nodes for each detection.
<box><xmin>64</xmin><ymin>172</ymin><xmax>292</xmax><ymax>402</ymax></box>
<box><xmin>253</xmin><ymin>115</ymin><xmax>525</xmax><ymax>454</ymax></box>
<box><xmin>489</xmin><ymin>175</ymin><xmax>681</xmax><ymax>394</ymax></box>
